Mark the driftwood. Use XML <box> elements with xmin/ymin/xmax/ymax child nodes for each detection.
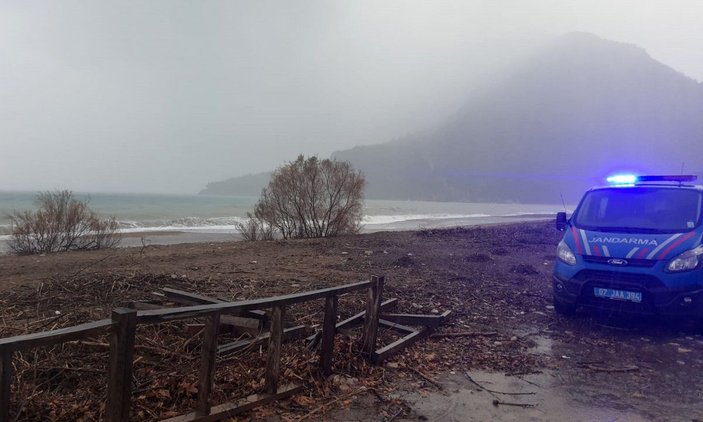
<box><xmin>465</xmin><ymin>371</ymin><xmax>538</xmax><ymax>409</ymax></box>
<box><xmin>492</xmin><ymin>400</ymin><xmax>537</xmax><ymax>408</ymax></box>
<box><xmin>408</xmin><ymin>367</ymin><xmax>444</xmax><ymax>390</ymax></box>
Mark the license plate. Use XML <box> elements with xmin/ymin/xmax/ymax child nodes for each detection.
<box><xmin>593</xmin><ymin>287</ymin><xmax>642</xmax><ymax>303</ymax></box>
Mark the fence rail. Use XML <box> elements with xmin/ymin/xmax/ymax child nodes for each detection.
<box><xmin>0</xmin><ymin>319</ymin><xmax>114</xmax><ymax>353</ymax></box>
<box><xmin>0</xmin><ymin>276</ymin><xmax>385</xmax><ymax>422</ymax></box>
<box><xmin>135</xmin><ymin>280</ymin><xmax>374</xmax><ymax>324</ymax></box>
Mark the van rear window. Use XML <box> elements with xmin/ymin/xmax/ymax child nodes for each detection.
<box><xmin>573</xmin><ymin>187</ymin><xmax>702</xmax><ymax>233</ymax></box>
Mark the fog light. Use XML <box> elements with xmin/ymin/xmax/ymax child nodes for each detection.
<box><xmin>683</xmin><ymin>297</ymin><xmax>693</xmax><ymax>305</ymax></box>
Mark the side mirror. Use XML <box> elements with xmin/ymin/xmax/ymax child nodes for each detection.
<box><xmin>555</xmin><ymin>212</ymin><xmax>568</xmax><ymax>231</ymax></box>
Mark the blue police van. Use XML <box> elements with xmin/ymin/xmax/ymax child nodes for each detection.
<box><xmin>553</xmin><ymin>174</ymin><xmax>703</xmax><ymax>317</ymax></box>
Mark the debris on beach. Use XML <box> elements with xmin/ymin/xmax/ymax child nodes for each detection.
<box><xmin>2</xmin><ymin>222</ymin><xmax>701</xmax><ymax>420</ymax></box>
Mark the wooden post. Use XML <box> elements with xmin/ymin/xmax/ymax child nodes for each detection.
<box><xmin>107</xmin><ymin>308</ymin><xmax>137</xmax><ymax>422</ymax></box>
<box><xmin>361</xmin><ymin>276</ymin><xmax>384</xmax><ymax>355</ymax></box>
<box><xmin>319</xmin><ymin>295</ymin><xmax>338</xmax><ymax>376</ymax></box>
<box><xmin>0</xmin><ymin>351</ymin><xmax>12</xmax><ymax>422</ymax></box>
<box><xmin>264</xmin><ymin>305</ymin><xmax>285</xmax><ymax>394</ymax></box>
<box><xmin>196</xmin><ymin>311</ymin><xmax>221</xmax><ymax>416</ymax></box>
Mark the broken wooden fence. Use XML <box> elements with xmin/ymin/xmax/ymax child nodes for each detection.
<box><xmin>0</xmin><ymin>276</ymin><xmax>387</xmax><ymax>422</ymax></box>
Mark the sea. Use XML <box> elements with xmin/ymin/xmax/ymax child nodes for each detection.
<box><xmin>0</xmin><ymin>191</ymin><xmax>563</xmax><ymax>253</ymax></box>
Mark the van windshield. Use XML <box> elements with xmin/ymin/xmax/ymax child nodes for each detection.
<box><xmin>573</xmin><ymin>187</ymin><xmax>703</xmax><ymax>233</ymax></box>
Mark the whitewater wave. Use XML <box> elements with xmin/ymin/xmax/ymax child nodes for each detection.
<box><xmin>117</xmin><ymin>216</ymin><xmax>247</xmax><ymax>233</ymax></box>
<box><xmin>0</xmin><ymin>212</ymin><xmax>554</xmax><ymax>239</ymax></box>
<box><xmin>117</xmin><ymin>213</ymin><xmax>502</xmax><ymax>233</ymax></box>
<box><xmin>362</xmin><ymin>213</ymin><xmax>492</xmax><ymax>225</ymax></box>
<box><xmin>500</xmin><ymin>211</ymin><xmax>558</xmax><ymax>218</ymax></box>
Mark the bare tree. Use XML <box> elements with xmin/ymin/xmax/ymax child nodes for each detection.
<box><xmin>254</xmin><ymin>155</ymin><xmax>365</xmax><ymax>239</ymax></box>
<box><xmin>6</xmin><ymin>190</ymin><xmax>122</xmax><ymax>254</ymax></box>
<box><xmin>235</xmin><ymin>212</ymin><xmax>274</xmax><ymax>241</ymax></box>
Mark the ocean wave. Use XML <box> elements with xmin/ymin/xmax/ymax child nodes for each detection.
<box><xmin>118</xmin><ymin>216</ymin><xmax>246</xmax><ymax>232</ymax></box>
<box><xmin>116</xmin><ymin>214</ymin><xmax>499</xmax><ymax>233</ymax></box>
<box><xmin>499</xmin><ymin>212</ymin><xmax>558</xmax><ymax>218</ymax></box>
<box><xmin>0</xmin><ymin>212</ymin><xmax>553</xmax><ymax>239</ymax></box>
<box><xmin>119</xmin><ymin>225</ymin><xmax>242</xmax><ymax>234</ymax></box>
<box><xmin>362</xmin><ymin>213</ymin><xmax>492</xmax><ymax>225</ymax></box>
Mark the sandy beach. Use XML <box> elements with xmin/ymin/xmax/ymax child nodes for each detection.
<box><xmin>1</xmin><ymin>222</ymin><xmax>701</xmax><ymax>421</ymax></box>
<box><xmin>0</xmin><ymin>213</ymin><xmax>554</xmax><ymax>255</ymax></box>
<box><xmin>114</xmin><ymin>213</ymin><xmax>553</xmax><ymax>249</ymax></box>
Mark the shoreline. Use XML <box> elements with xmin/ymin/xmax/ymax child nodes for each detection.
<box><xmin>0</xmin><ymin>214</ymin><xmax>552</xmax><ymax>255</ymax></box>
<box><xmin>110</xmin><ymin>215</ymin><xmax>553</xmax><ymax>249</ymax></box>
<box><xmin>118</xmin><ymin>231</ymin><xmax>241</xmax><ymax>249</ymax></box>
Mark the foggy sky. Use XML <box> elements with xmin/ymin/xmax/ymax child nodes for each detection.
<box><xmin>1</xmin><ymin>1</ymin><xmax>702</xmax><ymax>194</ymax></box>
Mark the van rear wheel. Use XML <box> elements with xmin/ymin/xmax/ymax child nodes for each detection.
<box><xmin>553</xmin><ymin>297</ymin><xmax>576</xmax><ymax>316</ymax></box>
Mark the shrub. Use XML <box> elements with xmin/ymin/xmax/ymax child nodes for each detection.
<box><xmin>235</xmin><ymin>212</ymin><xmax>274</xmax><ymax>241</ymax></box>
<box><xmin>6</xmin><ymin>190</ymin><xmax>121</xmax><ymax>254</ymax></box>
<box><xmin>254</xmin><ymin>155</ymin><xmax>365</xmax><ymax>239</ymax></box>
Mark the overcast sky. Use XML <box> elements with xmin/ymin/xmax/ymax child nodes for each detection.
<box><xmin>1</xmin><ymin>1</ymin><xmax>702</xmax><ymax>194</ymax></box>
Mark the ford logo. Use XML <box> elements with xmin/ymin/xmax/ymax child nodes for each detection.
<box><xmin>608</xmin><ymin>258</ymin><xmax>628</xmax><ymax>266</ymax></box>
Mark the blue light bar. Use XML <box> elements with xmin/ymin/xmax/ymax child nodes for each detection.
<box><xmin>606</xmin><ymin>174</ymin><xmax>698</xmax><ymax>185</ymax></box>
<box><xmin>606</xmin><ymin>174</ymin><xmax>638</xmax><ymax>185</ymax></box>
<box><xmin>637</xmin><ymin>175</ymin><xmax>697</xmax><ymax>182</ymax></box>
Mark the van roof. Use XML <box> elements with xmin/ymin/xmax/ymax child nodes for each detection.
<box><xmin>590</xmin><ymin>183</ymin><xmax>703</xmax><ymax>192</ymax></box>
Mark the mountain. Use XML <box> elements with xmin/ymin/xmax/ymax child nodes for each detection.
<box><xmin>200</xmin><ymin>172</ymin><xmax>270</xmax><ymax>196</ymax></box>
<box><xmin>202</xmin><ymin>33</ymin><xmax>703</xmax><ymax>203</ymax></box>
<box><xmin>334</xmin><ymin>33</ymin><xmax>703</xmax><ymax>203</ymax></box>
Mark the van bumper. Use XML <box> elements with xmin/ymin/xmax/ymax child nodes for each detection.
<box><xmin>552</xmin><ymin>274</ymin><xmax>703</xmax><ymax>317</ymax></box>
